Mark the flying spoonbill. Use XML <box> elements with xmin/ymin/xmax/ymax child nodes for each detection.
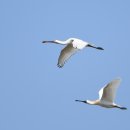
<box><xmin>75</xmin><ymin>78</ymin><xmax>127</xmax><ymax>110</ymax></box>
<box><xmin>42</xmin><ymin>38</ymin><xmax>104</xmax><ymax>68</ymax></box>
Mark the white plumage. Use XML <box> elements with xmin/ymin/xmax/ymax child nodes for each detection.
<box><xmin>99</xmin><ymin>79</ymin><xmax>121</xmax><ymax>103</ymax></box>
<box><xmin>42</xmin><ymin>38</ymin><xmax>104</xmax><ymax>68</ymax></box>
<box><xmin>75</xmin><ymin>78</ymin><xmax>127</xmax><ymax>110</ymax></box>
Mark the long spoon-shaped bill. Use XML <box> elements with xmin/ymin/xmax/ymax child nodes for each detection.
<box><xmin>75</xmin><ymin>100</ymin><xmax>87</xmax><ymax>103</ymax></box>
<box><xmin>42</xmin><ymin>41</ymin><xmax>56</xmax><ymax>43</ymax></box>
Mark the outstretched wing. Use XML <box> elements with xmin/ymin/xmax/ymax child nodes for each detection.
<box><xmin>99</xmin><ymin>79</ymin><xmax>121</xmax><ymax>103</ymax></box>
<box><xmin>57</xmin><ymin>43</ymin><xmax>79</xmax><ymax>68</ymax></box>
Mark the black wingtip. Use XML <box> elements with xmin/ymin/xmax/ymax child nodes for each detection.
<box><xmin>57</xmin><ymin>63</ymin><xmax>64</xmax><ymax>68</ymax></box>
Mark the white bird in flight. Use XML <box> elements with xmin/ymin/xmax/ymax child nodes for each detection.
<box><xmin>42</xmin><ymin>38</ymin><xmax>104</xmax><ymax>68</ymax></box>
<box><xmin>75</xmin><ymin>78</ymin><xmax>127</xmax><ymax>110</ymax></box>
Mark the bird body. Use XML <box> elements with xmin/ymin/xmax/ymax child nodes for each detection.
<box><xmin>75</xmin><ymin>79</ymin><xmax>127</xmax><ymax>110</ymax></box>
<box><xmin>42</xmin><ymin>38</ymin><xmax>104</xmax><ymax>68</ymax></box>
<box><xmin>68</xmin><ymin>38</ymin><xmax>88</xmax><ymax>49</ymax></box>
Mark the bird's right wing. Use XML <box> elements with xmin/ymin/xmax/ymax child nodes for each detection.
<box><xmin>99</xmin><ymin>79</ymin><xmax>121</xmax><ymax>103</ymax></box>
<box><xmin>57</xmin><ymin>43</ymin><xmax>79</xmax><ymax>68</ymax></box>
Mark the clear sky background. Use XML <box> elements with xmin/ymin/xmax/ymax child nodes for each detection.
<box><xmin>1</xmin><ymin>0</ymin><xmax>130</xmax><ymax>130</ymax></box>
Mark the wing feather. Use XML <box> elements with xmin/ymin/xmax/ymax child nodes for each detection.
<box><xmin>57</xmin><ymin>43</ymin><xmax>79</xmax><ymax>68</ymax></box>
<box><xmin>99</xmin><ymin>79</ymin><xmax>121</xmax><ymax>103</ymax></box>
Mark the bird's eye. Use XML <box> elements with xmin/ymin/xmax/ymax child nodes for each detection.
<box><xmin>71</xmin><ymin>40</ymin><xmax>74</xmax><ymax>42</ymax></box>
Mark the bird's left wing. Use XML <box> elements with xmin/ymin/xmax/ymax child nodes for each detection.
<box><xmin>99</xmin><ymin>79</ymin><xmax>121</xmax><ymax>103</ymax></box>
<box><xmin>57</xmin><ymin>43</ymin><xmax>79</xmax><ymax>68</ymax></box>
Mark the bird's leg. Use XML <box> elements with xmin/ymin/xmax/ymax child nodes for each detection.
<box><xmin>119</xmin><ymin>107</ymin><xmax>127</xmax><ymax>110</ymax></box>
<box><xmin>114</xmin><ymin>105</ymin><xmax>127</xmax><ymax>110</ymax></box>
<box><xmin>87</xmin><ymin>44</ymin><xmax>104</xmax><ymax>50</ymax></box>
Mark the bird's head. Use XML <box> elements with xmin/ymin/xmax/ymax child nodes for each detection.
<box><xmin>67</xmin><ymin>38</ymin><xmax>74</xmax><ymax>43</ymax></box>
<box><xmin>75</xmin><ymin>100</ymin><xmax>88</xmax><ymax>104</ymax></box>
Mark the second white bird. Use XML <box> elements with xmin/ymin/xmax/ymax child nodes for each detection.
<box><xmin>75</xmin><ymin>78</ymin><xmax>127</xmax><ymax>110</ymax></box>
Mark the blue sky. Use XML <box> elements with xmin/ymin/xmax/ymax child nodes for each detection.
<box><xmin>1</xmin><ymin>0</ymin><xmax>130</xmax><ymax>129</ymax></box>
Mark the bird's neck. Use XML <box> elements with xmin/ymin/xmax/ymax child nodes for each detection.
<box><xmin>55</xmin><ymin>40</ymin><xmax>68</xmax><ymax>45</ymax></box>
<box><xmin>87</xmin><ymin>100</ymin><xmax>99</xmax><ymax>105</ymax></box>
